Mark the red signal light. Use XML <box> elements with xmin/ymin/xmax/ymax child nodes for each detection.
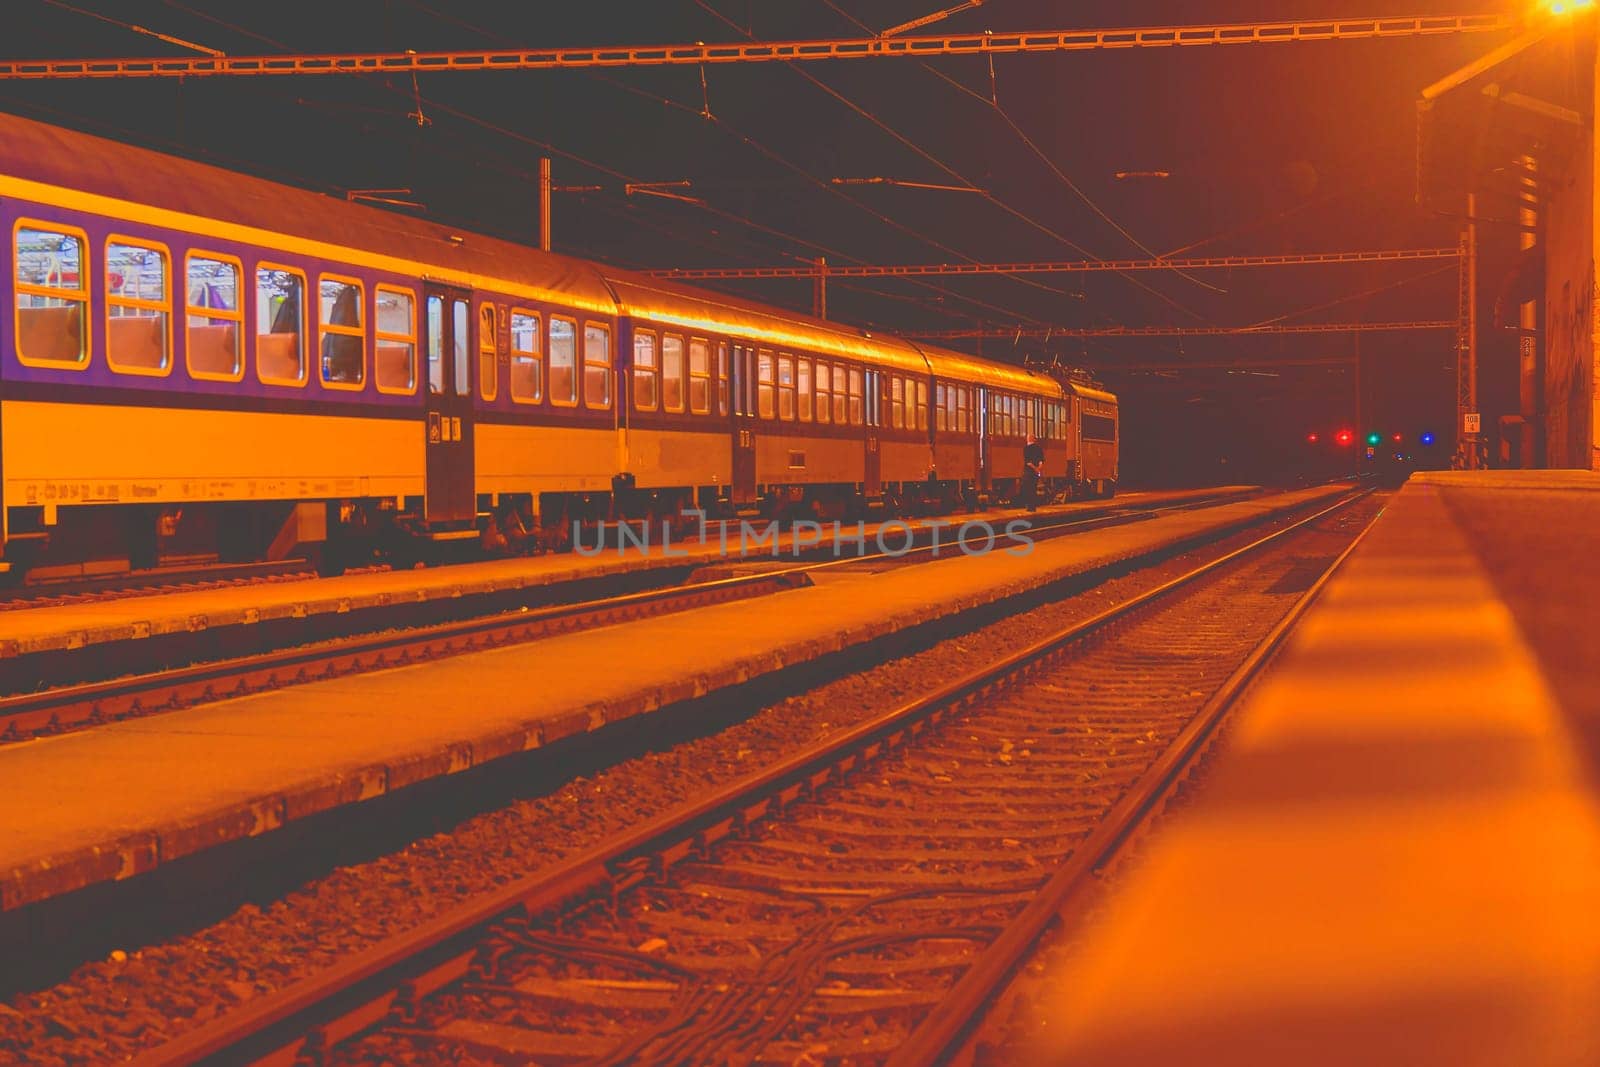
<box><xmin>1392</xmin><ymin>432</ymin><xmax>1403</xmax><ymax>443</ymax></box>
<box><xmin>1335</xmin><ymin>429</ymin><xmax>1354</xmax><ymax>446</ymax></box>
<box><xmin>1306</xmin><ymin>432</ymin><xmax>1320</xmax><ymax>444</ymax></box>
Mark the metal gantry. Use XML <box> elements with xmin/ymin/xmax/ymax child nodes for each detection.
<box><xmin>906</xmin><ymin>321</ymin><xmax>1457</xmax><ymax>339</ymax></box>
<box><xmin>0</xmin><ymin>14</ymin><xmax>1513</xmax><ymax>79</ymax></box>
<box><xmin>1089</xmin><ymin>357</ymin><xmax>1357</xmax><ymax>372</ymax></box>
<box><xmin>647</xmin><ymin>248</ymin><xmax>1460</xmax><ymax>280</ymax></box>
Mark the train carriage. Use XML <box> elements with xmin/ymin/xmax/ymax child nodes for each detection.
<box><xmin>600</xmin><ymin>270</ymin><xmax>935</xmax><ymax>518</ymax></box>
<box><xmin>1068</xmin><ymin>381</ymin><xmax>1120</xmax><ymax>497</ymax></box>
<box><xmin>0</xmin><ymin>110</ymin><xmax>1116</xmax><ymax>582</ymax></box>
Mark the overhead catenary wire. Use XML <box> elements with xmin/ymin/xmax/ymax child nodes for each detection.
<box><xmin>45</xmin><ymin>0</ymin><xmax>1043</xmax><ymax>331</ymax></box>
<box><xmin>698</xmin><ymin>0</ymin><xmax>1215</xmax><ymax>321</ymax></box>
<box><xmin>817</xmin><ymin>0</ymin><xmax>1225</xmax><ymax>300</ymax></box>
<box><xmin>395</xmin><ymin>0</ymin><xmax>1058</xmax><ymax>328</ymax></box>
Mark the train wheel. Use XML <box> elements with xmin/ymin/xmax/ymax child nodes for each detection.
<box><xmin>313</xmin><ymin>543</ymin><xmax>347</xmax><ymax>578</ymax></box>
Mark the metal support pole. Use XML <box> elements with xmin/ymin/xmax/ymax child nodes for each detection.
<box><xmin>1467</xmin><ymin>193</ymin><xmax>1479</xmax><ymax>468</ymax></box>
<box><xmin>1519</xmin><ymin>155</ymin><xmax>1543</xmax><ymax>468</ymax></box>
<box><xmin>1354</xmin><ymin>337</ymin><xmax>1363</xmax><ymax>478</ymax></box>
<box><xmin>813</xmin><ymin>257</ymin><xmax>827</xmax><ymax>319</ymax></box>
<box><xmin>539</xmin><ymin>157</ymin><xmax>552</xmax><ymax>252</ymax></box>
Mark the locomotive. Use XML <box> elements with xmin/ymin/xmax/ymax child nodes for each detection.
<box><xmin>0</xmin><ymin>111</ymin><xmax>1117</xmax><ymax>581</ymax></box>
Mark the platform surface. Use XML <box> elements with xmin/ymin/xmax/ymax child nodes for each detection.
<box><xmin>1026</xmin><ymin>470</ymin><xmax>1600</xmax><ymax>1067</ymax></box>
<box><xmin>0</xmin><ymin>485</ymin><xmax>1340</xmax><ymax>911</ymax></box>
<box><xmin>0</xmin><ymin>487</ymin><xmax>1254</xmax><ymax>657</ymax></box>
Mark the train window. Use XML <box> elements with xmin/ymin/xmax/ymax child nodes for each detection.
<box><xmin>185</xmin><ymin>252</ymin><xmax>242</xmax><ymax>381</ymax></box>
<box><xmin>477</xmin><ymin>304</ymin><xmax>497</xmax><ymax>401</ymax></box>
<box><xmin>849</xmin><ymin>367</ymin><xmax>864</xmax><ymax>426</ymax></box>
<box><xmin>757</xmin><ymin>349</ymin><xmax>775</xmax><ymax>419</ymax></box>
<box><xmin>374</xmin><ymin>286</ymin><xmax>417</xmax><ymax>394</ymax></box>
<box><xmin>716</xmin><ymin>342</ymin><xmax>729</xmax><ymax>416</ymax></box>
<box><xmin>814</xmin><ymin>360</ymin><xmax>831</xmax><ymax>425</ymax></box>
<box><xmin>510</xmin><ymin>309</ymin><xmax>542</xmax><ymax>403</ymax></box>
<box><xmin>663</xmin><ymin>334</ymin><xmax>686</xmax><ymax>413</ymax></box>
<box><xmin>689</xmin><ymin>338</ymin><xmax>711</xmax><ymax>414</ymax></box>
<box><xmin>632</xmin><ymin>330</ymin><xmax>659</xmax><ymax>411</ymax></box>
<box><xmin>14</xmin><ymin>221</ymin><xmax>89</xmax><ymax>368</ymax></box>
<box><xmin>916</xmin><ymin>381</ymin><xmax>929</xmax><ymax>431</ymax></box>
<box><xmin>452</xmin><ymin>300</ymin><xmax>470</xmax><ymax>396</ymax></box>
<box><xmin>106</xmin><ymin>238</ymin><xmax>172</xmax><ymax>376</ymax></box>
<box><xmin>935</xmin><ymin>384</ymin><xmax>946</xmax><ymax>431</ymax></box>
<box><xmin>960</xmin><ymin>388</ymin><xmax>970</xmax><ymax>434</ymax></box>
<box><xmin>548</xmin><ymin>316</ymin><xmax>577</xmax><ymax>406</ymax></box>
<box><xmin>427</xmin><ymin>296</ymin><xmax>445</xmax><ymax>394</ymax></box>
<box><xmin>256</xmin><ymin>265</ymin><xmax>306</xmax><ymax>385</ymax></box>
<box><xmin>583</xmin><ymin>322</ymin><xmax>611</xmax><ymax>409</ymax></box>
<box><xmin>318</xmin><ymin>275</ymin><xmax>365</xmax><ymax>389</ymax></box>
<box><xmin>1083</xmin><ymin>413</ymin><xmax>1116</xmax><ymax>441</ymax></box>
<box><xmin>833</xmin><ymin>365</ymin><xmax>848</xmax><ymax>424</ymax></box>
<box><xmin>798</xmin><ymin>358</ymin><xmax>813</xmax><ymax>422</ymax></box>
<box><xmin>889</xmin><ymin>376</ymin><xmax>904</xmax><ymax>429</ymax></box>
<box><xmin>777</xmin><ymin>354</ymin><xmax>795</xmax><ymax>421</ymax></box>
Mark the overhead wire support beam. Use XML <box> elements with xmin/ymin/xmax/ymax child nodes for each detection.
<box><xmin>647</xmin><ymin>247</ymin><xmax>1460</xmax><ymax>280</ymax></box>
<box><xmin>906</xmin><ymin>321</ymin><xmax>1457</xmax><ymax>339</ymax></box>
<box><xmin>0</xmin><ymin>14</ymin><xmax>1514</xmax><ymax>79</ymax></box>
<box><xmin>1087</xmin><ymin>358</ymin><xmax>1356</xmax><ymax>372</ymax></box>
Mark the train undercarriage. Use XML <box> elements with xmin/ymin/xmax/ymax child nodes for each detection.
<box><xmin>0</xmin><ymin>470</ymin><xmax>1114</xmax><ymax>587</ymax></box>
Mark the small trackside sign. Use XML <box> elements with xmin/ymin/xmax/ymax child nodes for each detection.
<box><xmin>1463</xmin><ymin>413</ymin><xmax>1481</xmax><ymax>434</ymax></box>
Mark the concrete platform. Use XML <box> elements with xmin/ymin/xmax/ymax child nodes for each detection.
<box><xmin>0</xmin><ymin>487</ymin><xmax>1255</xmax><ymax>661</ymax></box>
<box><xmin>0</xmin><ymin>485</ymin><xmax>1343</xmax><ymax>912</ymax></box>
<box><xmin>1025</xmin><ymin>471</ymin><xmax>1600</xmax><ymax>1067</ymax></box>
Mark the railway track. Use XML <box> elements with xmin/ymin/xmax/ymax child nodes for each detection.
<box><xmin>0</xmin><ymin>490</ymin><xmax>1259</xmax><ymax>742</ymax></box>
<box><xmin>130</xmin><ymin>491</ymin><xmax>1376</xmax><ymax>1067</ymax></box>
<box><xmin>0</xmin><ymin>489</ymin><xmax>1233</xmax><ymax>614</ymax></box>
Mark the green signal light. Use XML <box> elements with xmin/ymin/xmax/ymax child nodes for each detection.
<box><xmin>1365</xmin><ymin>431</ymin><xmax>1382</xmax><ymax>446</ymax></box>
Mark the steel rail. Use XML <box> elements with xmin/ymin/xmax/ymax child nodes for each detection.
<box><xmin>127</xmin><ymin>487</ymin><xmax>1366</xmax><ymax>1067</ymax></box>
<box><xmin>888</xmin><ymin>494</ymin><xmax>1383</xmax><ymax>1066</ymax></box>
<box><xmin>0</xmin><ymin>15</ymin><xmax>1513</xmax><ymax>79</ymax></box>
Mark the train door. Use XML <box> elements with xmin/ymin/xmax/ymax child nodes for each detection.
<box><xmin>977</xmin><ymin>385</ymin><xmax>990</xmax><ymax>492</ymax></box>
<box><xmin>863</xmin><ymin>368</ymin><xmax>882</xmax><ymax>497</ymax></box>
<box><xmin>730</xmin><ymin>344</ymin><xmax>757</xmax><ymax>504</ymax></box>
<box><xmin>423</xmin><ymin>286</ymin><xmax>476</xmax><ymax>525</ymax></box>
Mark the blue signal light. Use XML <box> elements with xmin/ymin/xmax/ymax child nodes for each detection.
<box><xmin>1419</xmin><ymin>432</ymin><xmax>1436</xmax><ymax>446</ymax></box>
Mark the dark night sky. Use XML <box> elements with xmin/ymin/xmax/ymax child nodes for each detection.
<box><xmin>0</xmin><ymin>1</ymin><xmax>1525</xmax><ymax>481</ymax></box>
